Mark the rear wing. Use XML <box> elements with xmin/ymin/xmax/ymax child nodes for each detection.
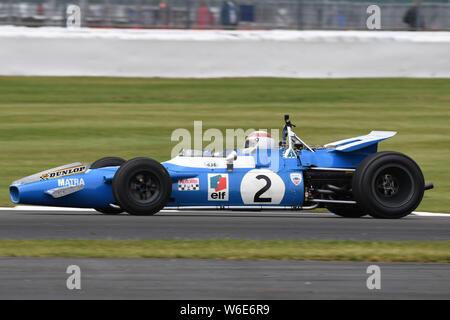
<box><xmin>324</xmin><ymin>131</ymin><xmax>397</xmax><ymax>152</ymax></box>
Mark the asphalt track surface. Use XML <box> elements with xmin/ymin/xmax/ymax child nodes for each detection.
<box><xmin>0</xmin><ymin>258</ymin><xmax>449</xmax><ymax>299</ymax></box>
<box><xmin>0</xmin><ymin>209</ymin><xmax>449</xmax><ymax>241</ymax></box>
<box><xmin>0</xmin><ymin>210</ymin><xmax>448</xmax><ymax>299</ymax></box>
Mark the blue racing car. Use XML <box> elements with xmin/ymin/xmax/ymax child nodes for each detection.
<box><xmin>9</xmin><ymin>115</ymin><xmax>433</xmax><ymax>219</ymax></box>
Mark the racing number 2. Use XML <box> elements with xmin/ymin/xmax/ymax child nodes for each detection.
<box><xmin>240</xmin><ymin>169</ymin><xmax>285</xmax><ymax>205</ymax></box>
<box><xmin>253</xmin><ymin>175</ymin><xmax>272</xmax><ymax>203</ymax></box>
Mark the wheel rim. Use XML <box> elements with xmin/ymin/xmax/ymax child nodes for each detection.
<box><xmin>372</xmin><ymin>164</ymin><xmax>414</xmax><ymax>208</ymax></box>
<box><xmin>376</xmin><ymin>174</ymin><xmax>399</xmax><ymax>197</ymax></box>
<box><xmin>127</xmin><ymin>171</ymin><xmax>161</xmax><ymax>204</ymax></box>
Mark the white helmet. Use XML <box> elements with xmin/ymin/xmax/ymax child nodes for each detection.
<box><xmin>244</xmin><ymin>131</ymin><xmax>275</xmax><ymax>149</ymax></box>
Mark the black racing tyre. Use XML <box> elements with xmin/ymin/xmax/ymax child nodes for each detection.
<box><xmin>94</xmin><ymin>206</ymin><xmax>124</xmax><ymax>215</ymax></box>
<box><xmin>91</xmin><ymin>157</ymin><xmax>126</xmax><ymax>169</ymax></box>
<box><xmin>352</xmin><ymin>151</ymin><xmax>424</xmax><ymax>219</ymax></box>
<box><xmin>91</xmin><ymin>156</ymin><xmax>126</xmax><ymax>215</ymax></box>
<box><xmin>326</xmin><ymin>205</ymin><xmax>367</xmax><ymax>218</ymax></box>
<box><xmin>112</xmin><ymin>157</ymin><xmax>172</xmax><ymax>216</ymax></box>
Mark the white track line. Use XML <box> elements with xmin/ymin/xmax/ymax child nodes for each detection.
<box><xmin>411</xmin><ymin>212</ymin><xmax>450</xmax><ymax>217</ymax></box>
<box><xmin>0</xmin><ymin>206</ymin><xmax>94</xmax><ymax>212</ymax></box>
<box><xmin>0</xmin><ymin>206</ymin><xmax>448</xmax><ymax>217</ymax></box>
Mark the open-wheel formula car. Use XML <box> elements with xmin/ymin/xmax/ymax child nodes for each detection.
<box><xmin>9</xmin><ymin>115</ymin><xmax>433</xmax><ymax>219</ymax></box>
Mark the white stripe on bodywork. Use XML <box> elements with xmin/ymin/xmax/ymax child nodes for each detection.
<box><xmin>309</xmin><ymin>167</ymin><xmax>355</xmax><ymax>171</ymax></box>
<box><xmin>45</xmin><ymin>184</ymin><xmax>84</xmax><ymax>198</ymax></box>
<box><xmin>164</xmin><ymin>155</ymin><xmax>256</xmax><ymax>169</ymax></box>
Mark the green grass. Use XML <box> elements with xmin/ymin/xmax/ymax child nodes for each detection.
<box><xmin>0</xmin><ymin>77</ymin><xmax>449</xmax><ymax>211</ymax></box>
<box><xmin>0</xmin><ymin>239</ymin><xmax>448</xmax><ymax>263</ymax></box>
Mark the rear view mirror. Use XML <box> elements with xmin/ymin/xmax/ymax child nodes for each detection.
<box><xmin>225</xmin><ymin>151</ymin><xmax>237</xmax><ymax>172</ymax></box>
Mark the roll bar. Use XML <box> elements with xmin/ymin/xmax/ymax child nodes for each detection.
<box><xmin>283</xmin><ymin>115</ymin><xmax>315</xmax><ymax>154</ymax></box>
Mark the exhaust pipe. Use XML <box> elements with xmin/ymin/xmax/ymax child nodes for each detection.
<box><xmin>424</xmin><ymin>182</ymin><xmax>434</xmax><ymax>190</ymax></box>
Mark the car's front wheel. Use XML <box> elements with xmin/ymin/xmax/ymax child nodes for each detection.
<box><xmin>112</xmin><ymin>158</ymin><xmax>172</xmax><ymax>216</ymax></box>
<box><xmin>352</xmin><ymin>151</ymin><xmax>424</xmax><ymax>219</ymax></box>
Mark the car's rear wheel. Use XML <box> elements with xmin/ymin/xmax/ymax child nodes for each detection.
<box><xmin>326</xmin><ymin>205</ymin><xmax>367</xmax><ymax>218</ymax></box>
<box><xmin>352</xmin><ymin>151</ymin><xmax>424</xmax><ymax>219</ymax></box>
<box><xmin>91</xmin><ymin>156</ymin><xmax>126</xmax><ymax>215</ymax></box>
<box><xmin>112</xmin><ymin>157</ymin><xmax>172</xmax><ymax>216</ymax></box>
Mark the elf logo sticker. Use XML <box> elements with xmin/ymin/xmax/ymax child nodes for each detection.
<box><xmin>208</xmin><ymin>174</ymin><xmax>228</xmax><ymax>201</ymax></box>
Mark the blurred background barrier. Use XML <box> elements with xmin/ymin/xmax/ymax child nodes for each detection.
<box><xmin>0</xmin><ymin>27</ymin><xmax>449</xmax><ymax>77</ymax></box>
<box><xmin>0</xmin><ymin>0</ymin><xmax>448</xmax><ymax>31</ymax></box>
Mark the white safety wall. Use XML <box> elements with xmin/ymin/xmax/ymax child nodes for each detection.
<box><xmin>0</xmin><ymin>27</ymin><xmax>449</xmax><ymax>78</ymax></box>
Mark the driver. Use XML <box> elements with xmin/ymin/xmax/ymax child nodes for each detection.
<box><xmin>243</xmin><ymin>131</ymin><xmax>276</xmax><ymax>151</ymax></box>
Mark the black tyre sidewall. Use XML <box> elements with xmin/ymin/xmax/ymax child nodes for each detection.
<box><xmin>326</xmin><ymin>205</ymin><xmax>367</xmax><ymax>218</ymax></box>
<box><xmin>91</xmin><ymin>157</ymin><xmax>126</xmax><ymax>169</ymax></box>
<box><xmin>91</xmin><ymin>156</ymin><xmax>126</xmax><ymax>214</ymax></box>
<box><xmin>353</xmin><ymin>151</ymin><xmax>424</xmax><ymax>219</ymax></box>
<box><xmin>112</xmin><ymin>157</ymin><xmax>172</xmax><ymax>216</ymax></box>
<box><xmin>94</xmin><ymin>206</ymin><xmax>123</xmax><ymax>215</ymax></box>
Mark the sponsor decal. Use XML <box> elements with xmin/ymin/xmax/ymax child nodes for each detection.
<box><xmin>290</xmin><ymin>173</ymin><xmax>302</xmax><ymax>186</ymax></box>
<box><xmin>240</xmin><ymin>169</ymin><xmax>285</xmax><ymax>205</ymax></box>
<box><xmin>286</xmin><ymin>150</ymin><xmax>296</xmax><ymax>158</ymax></box>
<box><xmin>178</xmin><ymin>178</ymin><xmax>200</xmax><ymax>191</ymax></box>
<box><xmin>58</xmin><ymin>178</ymin><xmax>85</xmax><ymax>188</ymax></box>
<box><xmin>208</xmin><ymin>173</ymin><xmax>228</xmax><ymax>201</ymax></box>
<box><xmin>41</xmin><ymin>164</ymin><xmax>87</xmax><ymax>180</ymax></box>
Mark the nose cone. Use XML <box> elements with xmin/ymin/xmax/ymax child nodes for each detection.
<box><xmin>9</xmin><ymin>186</ymin><xmax>20</xmax><ymax>204</ymax></box>
<box><xmin>8</xmin><ymin>167</ymin><xmax>118</xmax><ymax>208</ymax></box>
